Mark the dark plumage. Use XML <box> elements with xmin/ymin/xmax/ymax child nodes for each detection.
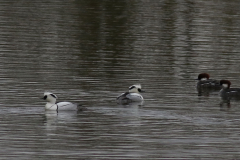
<box><xmin>220</xmin><ymin>80</ymin><xmax>240</xmax><ymax>100</ymax></box>
<box><xmin>196</xmin><ymin>73</ymin><xmax>221</xmax><ymax>90</ymax></box>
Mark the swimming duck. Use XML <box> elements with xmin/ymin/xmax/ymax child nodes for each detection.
<box><xmin>196</xmin><ymin>73</ymin><xmax>221</xmax><ymax>89</ymax></box>
<box><xmin>220</xmin><ymin>80</ymin><xmax>240</xmax><ymax>99</ymax></box>
<box><xmin>116</xmin><ymin>84</ymin><xmax>144</xmax><ymax>104</ymax></box>
<box><xmin>42</xmin><ymin>92</ymin><xmax>85</xmax><ymax>111</ymax></box>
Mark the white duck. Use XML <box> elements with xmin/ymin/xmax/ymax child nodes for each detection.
<box><xmin>42</xmin><ymin>92</ymin><xmax>85</xmax><ymax>111</ymax></box>
<box><xmin>116</xmin><ymin>84</ymin><xmax>144</xmax><ymax>104</ymax></box>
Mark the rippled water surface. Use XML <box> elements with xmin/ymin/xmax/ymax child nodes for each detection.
<box><xmin>0</xmin><ymin>0</ymin><xmax>240</xmax><ymax>159</ymax></box>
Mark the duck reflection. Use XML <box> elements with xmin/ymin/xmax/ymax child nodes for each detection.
<box><xmin>117</xmin><ymin>101</ymin><xmax>144</xmax><ymax>108</ymax></box>
<box><xmin>43</xmin><ymin>110</ymin><xmax>82</xmax><ymax>133</ymax></box>
<box><xmin>220</xmin><ymin>99</ymin><xmax>231</xmax><ymax>111</ymax></box>
<box><xmin>219</xmin><ymin>95</ymin><xmax>240</xmax><ymax>111</ymax></box>
<box><xmin>43</xmin><ymin>111</ymin><xmax>58</xmax><ymax>133</ymax></box>
<box><xmin>197</xmin><ymin>87</ymin><xmax>221</xmax><ymax>96</ymax></box>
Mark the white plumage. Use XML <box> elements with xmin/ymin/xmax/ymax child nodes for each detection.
<box><xmin>42</xmin><ymin>92</ymin><xmax>81</xmax><ymax>111</ymax></box>
<box><xmin>116</xmin><ymin>84</ymin><xmax>144</xmax><ymax>104</ymax></box>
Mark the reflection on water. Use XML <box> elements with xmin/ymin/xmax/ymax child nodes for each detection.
<box><xmin>117</xmin><ymin>101</ymin><xmax>144</xmax><ymax>108</ymax></box>
<box><xmin>0</xmin><ymin>0</ymin><xmax>240</xmax><ymax>159</ymax></box>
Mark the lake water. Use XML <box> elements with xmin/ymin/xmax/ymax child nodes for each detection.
<box><xmin>0</xmin><ymin>0</ymin><xmax>240</xmax><ymax>159</ymax></box>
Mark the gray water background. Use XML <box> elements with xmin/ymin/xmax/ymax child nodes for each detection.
<box><xmin>0</xmin><ymin>1</ymin><xmax>240</xmax><ymax>159</ymax></box>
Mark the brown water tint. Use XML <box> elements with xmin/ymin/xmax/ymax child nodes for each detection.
<box><xmin>0</xmin><ymin>0</ymin><xmax>239</xmax><ymax>159</ymax></box>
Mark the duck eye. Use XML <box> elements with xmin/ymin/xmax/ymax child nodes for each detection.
<box><xmin>43</xmin><ymin>95</ymin><xmax>47</xmax><ymax>100</ymax></box>
<box><xmin>138</xmin><ymin>88</ymin><xmax>141</xmax><ymax>92</ymax></box>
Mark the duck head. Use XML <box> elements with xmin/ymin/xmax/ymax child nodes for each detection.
<box><xmin>197</xmin><ymin>73</ymin><xmax>210</xmax><ymax>80</ymax></box>
<box><xmin>129</xmin><ymin>84</ymin><xmax>144</xmax><ymax>93</ymax></box>
<box><xmin>220</xmin><ymin>80</ymin><xmax>231</xmax><ymax>89</ymax></box>
<box><xmin>42</xmin><ymin>92</ymin><xmax>58</xmax><ymax>103</ymax></box>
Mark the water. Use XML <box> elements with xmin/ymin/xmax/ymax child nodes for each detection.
<box><xmin>0</xmin><ymin>0</ymin><xmax>240</xmax><ymax>159</ymax></box>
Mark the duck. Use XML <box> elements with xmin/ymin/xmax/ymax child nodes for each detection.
<box><xmin>196</xmin><ymin>73</ymin><xmax>221</xmax><ymax>90</ymax></box>
<box><xmin>116</xmin><ymin>84</ymin><xmax>144</xmax><ymax>104</ymax></box>
<box><xmin>220</xmin><ymin>80</ymin><xmax>240</xmax><ymax>99</ymax></box>
<box><xmin>42</xmin><ymin>92</ymin><xmax>85</xmax><ymax>111</ymax></box>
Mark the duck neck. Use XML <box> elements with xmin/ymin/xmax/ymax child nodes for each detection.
<box><xmin>45</xmin><ymin>102</ymin><xmax>57</xmax><ymax>110</ymax></box>
<box><xmin>48</xmin><ymin>99</ymin><xmax>56</xmax><ymax>104</ymax></box>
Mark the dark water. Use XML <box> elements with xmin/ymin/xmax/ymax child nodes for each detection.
<box><xmin>0</xmin><ymin>0</ymin><xmax>240</xmax><ymax>159</ymax></box>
